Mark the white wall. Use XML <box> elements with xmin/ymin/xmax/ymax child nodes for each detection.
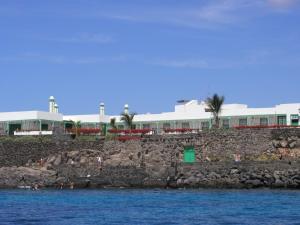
<box><xmin>0</xmin><ymin>111</ymin><xmax>63</xmax><ymax>122</ymax></box>
<box><xmin>62</xmin><ymin>101</ymin><xmax>300</xmax><ymax>125</ymax></box>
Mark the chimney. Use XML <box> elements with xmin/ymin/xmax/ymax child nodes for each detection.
<box><xmin>49</xmin><ymin>96</ymin><xmax>55</xmax><ymax>113</ymax></box>
<box><xmin>124</xmin><ymin>104</ymin><xmax>129</xmax><ymax>114</ymax></box>
<box><xmin>54</xmin><ymin>103</ymin><xmax>59</xmax><ymax>113</ymax></box>
<box><xmin>100</xmin><ymin>103</ymin><xmax>105</xmax><ymax>116</ymax></box>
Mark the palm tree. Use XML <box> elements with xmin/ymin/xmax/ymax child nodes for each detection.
<box><xmin>75</xmin><ymin>120</ymin><xmax>82</xmax><ymax>129</ymax></box>
<box><xmin>120</xmin><ymin>112</ymin><xmax>136</xmax><ymax>130</ymax></box>
<box><xmin>206</xmin><ymin>94</ymin><xmax>225</xmax><ymax>128</ymax></box>
<box><xmin>75</xmin><ymin>120</ymin><xmax>82</xmax><ymax>136</ymax></box>
<box><xmin>110</xmin><ymin>118</ymin><xmax>117</xmax><ymax>130</ymax></box>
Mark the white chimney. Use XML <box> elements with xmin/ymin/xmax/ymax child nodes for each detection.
<box><xmin>49</xmin><ymin>96</ymin><xmax>55</xmax><ymax>113</ymax></box>
<box><xmin>100</xmin><ymin>103</ymin><xmax>105</xmax><ymax>116</ymax></box>
<box><xmin>54</xmin><ymin>103</ymin><xmax>59</xmax><ymax>113</ymax></box>
<box><xmin>124</xmin><ymin>104</ymin><xmax>129</xmax><ymax>114</ymax></box>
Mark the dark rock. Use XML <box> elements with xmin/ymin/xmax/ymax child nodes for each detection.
<box><xmin>53</xmin><ymin>155</ymin><xmax>62</xmax><ymax>166</ymax></box>
<box><xmin>280</xmin><ymin>140</ymin><xmax>288</xmax><ymax>148</ymax></box>
<box><xmin>245</xmin><ymin>179</ymin><xmax>262</xmax><ymax>187</ymax></box>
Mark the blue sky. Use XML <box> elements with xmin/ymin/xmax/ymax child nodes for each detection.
<box><xmin>0</xmin><ymin>0</ymin><xmax>299</xmax><ymax>115</ymax></box>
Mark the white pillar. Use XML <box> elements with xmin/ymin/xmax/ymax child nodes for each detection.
<box><xmin>54</xmin><ymin>103</ymin><xmax>59</xmax><ymax>113</ymax></box>
<box><xmin>49</xmin><ymin>96</ymin><xmax>55</xmax><ymax>113</ymax></box>
<box><xmin>100</xmin><ymin>103</ymin><xmax>105</xmax><ymax>116</ymax></box>
<box><xmin>124</xmin><ymin>104</ymin><xmax>129</xmax><ymax>114</ymax></box>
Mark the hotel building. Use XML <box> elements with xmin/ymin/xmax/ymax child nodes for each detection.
<box><xmin>0</xmin><ymin>97</ymin><xmax>299</xmax><ymax>135</ymax></box>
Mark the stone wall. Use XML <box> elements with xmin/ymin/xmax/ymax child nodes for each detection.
<box><xmin>1</xmin><ymin>128</ymin><xmax>300</xmax><ymax>188</ymax></box>
<box><xmin>0</xmin><ymin>128</ymin><xmax>299</xmax><ymax>168</ymax></box>
<box><xmin>174</xmin><ymin>160</ymin><xmax>300</xmax><ymax>188</ymax></box>
<box><xmin>0</xmin><ymin>138</ymin><xmax>104</xmax><ymax>167</ymax></box>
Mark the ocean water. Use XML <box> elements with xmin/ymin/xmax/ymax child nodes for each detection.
<box><xmin>0</xmin><ymin>189</ymin><xmax>299</xmax><ymax>225</ymax></box>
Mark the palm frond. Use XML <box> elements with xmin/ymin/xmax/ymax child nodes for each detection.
<box><xmin>120</xmin><ymin>112</ymin><xmax>136</xmax><ymax>129</ymax></box>
<box><xmin>206</xmin><ymin>94</ymin><xmax>225</xmax><ymax>128</ymax></box>
<box><xmin>110</xmin><ymin>118</ymin><xmax>117</xmax><ymax>129</ymax></box>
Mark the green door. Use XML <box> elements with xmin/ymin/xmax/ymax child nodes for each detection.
<box><xmin>184</xmin><ymin>146</ymin><xmax>195</xmax><ymax>163</ymax></box>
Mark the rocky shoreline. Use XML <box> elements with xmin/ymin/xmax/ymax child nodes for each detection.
<box><xmin>0</xmin><ymin>149</ymin><xmax>300</xmax><ymax>190</ymax></box>
<box><xmin>0</xmin><ymin>128</ymin><xmax>299</xmax><ymax>189</ymax></box>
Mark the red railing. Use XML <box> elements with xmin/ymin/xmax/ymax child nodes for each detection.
<box><xmin>108</xmin><ymin>129</ymin><xmax>153</xmax><ymax>135</ymax></box>
<box><xmin>163</xmin><ymin>128</ymin><xmax>199</xmax><ymax>133</ymax></box>
<box><xmin>66</xmin><ymin>128</ymin><xmax>101</xmax><ymax>134</ymax></box>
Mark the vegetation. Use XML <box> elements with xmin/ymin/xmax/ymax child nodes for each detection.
<box><xmin>73</xmin><ymin>120</ymin><xmax>82</xmax><ymax>137</ymax></box>
<box><xmin>120</xmin><ymin>112</ymin><xmax>136</xmax><ymax>129</ymax></box>
<box><xmin>206</xmin><ymin>94</ymin><xmax>225</xmax><ymax>128</ymax></box>
<box><xmin>75</xmin><ymin>121</ymin><xmax>82</xmax><ymax>129</ymax></box>
<box><xmin>110</xmin><ymin>118</ymin><xmax>117</xmax><ymax>129</ymax></box>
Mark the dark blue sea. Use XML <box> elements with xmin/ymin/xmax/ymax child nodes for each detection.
<box><xmin>0</xmin><ymin>189</ymin><xmax>299</xmax><ymax>225</ymax></box>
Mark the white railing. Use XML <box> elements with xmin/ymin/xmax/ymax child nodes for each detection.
<box><xmin>14</xmin><ymin>131</ymin><xmax>53</xmax><ymax>136</ymax></box>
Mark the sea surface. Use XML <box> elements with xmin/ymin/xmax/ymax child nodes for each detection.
<box><xmin>0</xmin><ymin>189</ymin><xmax>299</xmax><ymax>225</ymax></box>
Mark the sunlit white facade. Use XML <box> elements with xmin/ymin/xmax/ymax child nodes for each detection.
<box><xmin>0</xmin><ymin>97</ymin><xmax>299</xmax><ymax>135</ymax></box>
<box><xmin>64</xmin><ymin>100</ymin><xmax>300</xmax><ymax>132</ymax></box>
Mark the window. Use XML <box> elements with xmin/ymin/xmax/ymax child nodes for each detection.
<box><xmin>9</xmin><ymin>124</ymin><xmax>21</xmax><ymax>135</ymax></box>
<box><xmin>201</xmin><ymin>121</ymin><xmax>210</xmax><ymax>130</ymax></box>
<box><xmin>290</xmin><ymin>115</ymin><xmax>299</xmax><ymax>126</ymax></box>
<box><xmin>277</xmin><ymin>116</ymin><xmax>287</xmax><ymax>125</ymax></box>
<box><xmin>222</xmin><ymin>119</ymin><xmax>230</xmax><ymax>129</ymax></box>
<box><xmin>117</xmin><ymin>125</ymin><xmax>124</xmax><ymax>130</ymax></box>
<box><xmin>260</xmin><ymin>118</ymin><xmax>268</xmax><ymax>126</ymax></box>
<box><xmin>239</xmin><ymin>118</ymin><xmax>247</xmax><ymax>126</ymax></box>
<box><xmin>65</xmin><ymin>123</ymin><xmax>73</xmax><ymax>129</ymax></box>
<box><xmin>143</xmin><ymin>124</ymin><xmax>150</xmax><ymax>129</ymax></box>
<box><xmin>182</xmin><ymin>122</ymin><xmax>190</xmax><ymax>129</ymax></box>
<box><xmin>41</xmin><ymin>124</ymin><xmax>49</xmax><ymax>131</ymax></box>
<box><xmin>163</xmin><ymin>123</ymin><xmax>171</xmax><ymax>129</ymax></box>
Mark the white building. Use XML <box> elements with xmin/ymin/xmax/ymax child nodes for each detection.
<box><xmin>64</xmin><ymin>100</ymin><xmax>300</xmax><ymax>132</ymax></box>
<box><xmin>0</xmin><ymin>97</ymin><xmax>299</xmax><ymax>135</ymax></box>
<box><xmin>0</xmin><ymin>97</ymin><xmax>62</xmax><ymax>135</ymax></box>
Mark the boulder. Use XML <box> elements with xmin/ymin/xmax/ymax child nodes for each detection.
<box><xmin>289</xmin><ymin>141</ymin><xmax>297</xmax><ymax>149</ymax></box>
<box><xmin>68</xmin><ymin>151</ymin><xmax>80</xmax><ymax>158</ymax></box>
<box><xmin>245</xmin><ymin>179</ymin><xmax>262</xmax><ymax>187</ymax></box>
<box><xmin>280</xmin><ymin>140</ymin><xmax>288</xmax><ymax>148</ymax></box>
<box><xmin>207</xmin><ymin>172</ymin><xmax>221</xmax><ymax>179</ymax></box>
<box><xmin>230</xmin><ymin>169</ymin><xmax>239</xmax><ymax>175</ymax></box>
<box><xmin>80</xmin><ymin>156</ymin><xmax>88</xmax><ymax>164</ymax></box>
<box><xmin>274</xmin><ymin>179</ymin><xmax>285</xmax><ymax>188</ymax></box>
<box><xmin>47</xmin><ymin>156</ymin><xmax>56</xmax><ymax>164</ymax></box>
<box><xmin>53</xmin><ymin>155</ymin><xmax>62</xmax><ymax>166</ymax></box>
<box><xmin>272</xmin><ymin>140</ymin><xmax>280</xmax><ymax>148</ymax></box>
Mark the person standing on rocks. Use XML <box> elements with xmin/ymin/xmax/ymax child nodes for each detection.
<box><xmin>97</xmin><ymin>156</ymin><xmax>102</xmax><ymax>170</ymax></box>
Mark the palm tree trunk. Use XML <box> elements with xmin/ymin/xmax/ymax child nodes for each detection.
<box><xmin>215</xmin><ymin>116</ymin><xmax>220</xmax><ymax>128</ymax></box>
